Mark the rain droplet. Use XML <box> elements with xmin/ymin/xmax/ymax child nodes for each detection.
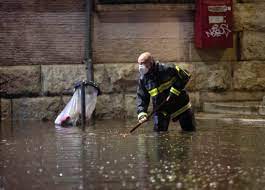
<box><xmin>122</xmin><ymin>181</ymin><xmax>126</xmax><ymax>187</ymax></box>
<box><xmin>209</xmin><ymin>182</ymin><xmax>217</xmax><ymax>188</ymax></box>
<box><xmin>176</xmin><ymin>182</ymin><xmax>182</xmax><ymax>189</ymax></box>
<box><xmin>150</xmin><ymin>176</ymin><xmax>155</xmax><ymax>183</ymax></box>
<box><xmin>160</xmin><ymin>178</ymin><xmax>166</xmax><ymax>183</ymax></box>
<box><xmin>39</xmin><ymin>168</ymin><xmax>43</xmax><ymax>173</ymax></box>
<box><xmin>167</xmin><ymin>175</ymin><xmax>176</xmax><ymax>182</ymax></box>
<box><xmin>59</xmin><ymin>173</ymin><xmax>63</xmax><ymax>177</ymax></box>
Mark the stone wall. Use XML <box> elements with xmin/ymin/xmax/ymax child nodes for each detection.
<box><xmin>1</xmin><ymin>1</ymin><xmax>265</xmax><ymax>121</ymax></box>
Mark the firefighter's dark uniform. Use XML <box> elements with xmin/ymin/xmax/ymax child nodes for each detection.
<box><xmin>136</xmin><ymin>61</ymin><xmax>196</xmax><ymax>132</ymax></box>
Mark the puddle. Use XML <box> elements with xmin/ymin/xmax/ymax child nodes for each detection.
<box><xmin>1</xmin><ymin>120</ymin><xmax>265</xmax><ymax>189</ymax></box>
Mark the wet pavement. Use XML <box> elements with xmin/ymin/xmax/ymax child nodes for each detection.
<box><xmin>1</xmin><ymin>120</ymin><xmax>265</xmax><ymax>190</ymax></box>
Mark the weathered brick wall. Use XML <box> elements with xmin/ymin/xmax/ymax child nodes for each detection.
<box><xmin>0</xmin><ymin>0</ymin><xmax>86</xmax><ymax>66</ymax></box>
<box><xmin>1</xmin><ymin>1</ymin><xmax>265</xmax><ymax>121</ymax></box>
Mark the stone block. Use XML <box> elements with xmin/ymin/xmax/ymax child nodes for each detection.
<box><xmin>124</xmin><ymin>94</ymin><xmax>137</xmax><ymax>118</ymax></box>
<box><xmin>105</xmin><ymin>63</ymin><xmax>138</xmax><ymax>93</ymax></box>
<box><xmin>189</xmin><ymin>41</ymin><xmax>237</xmax><ymax>62</ymax></box>
<box><xmin>241</xmin><ymin>31</ymin><xmax>265</xmax><ymax>60</ymax></box>
<box><xmin>233</xmin><ymin>61</ymin><xmax>265</xmax><ymax>90</ymax></box>
<box><xmin>41</xmin><ymin>64</ymin><xmax>86</xmax><ymax>95</ymax></box>
<box><xmin>12</xmin><ymin>97</ymin><xmax>62</xmax><ymax>121</ymax></box>
<box><xmin>0</xmin><ymin>65</ymin><xmax>41</xmax><ymax>96</ymax></box>
<box><xmin>234</xmin><ymin>3</ymin><xmax>265</xmax><ymax>32</ymax></box>
<box><xmin>62</xmin><ymin>96</ymin><xmax>71</xmax><ymax>104</ymax></box>
<box><xmin>194</xmin><ymin>62</ymin><xmax>232</xmax><ymax>91</ymax></box>
<box><xmin>200</xmin><ymin>91</ymin><xmax>265</xmax><ymax>102</ymax></box>
<box><xmin>196</xmin><ymin>112</ymin><xmax>265</xmax><ymax>127</ymax></box>
<box><xmin>95</xmin><ymin>94</ymin><xmax>125</xmax><ymax>119</ymax></box>
<box><xmin>203</xmin><ymin>102</ymin><xmax>261</xmax><ymax>115</ymax></box>
<box><xmin>94</xmin><ymin>64</ymin><xmax>109</xmax><ymax>93</ymax></box>
<box><xmin>1</xmin><ymin>98</ymin><xmax>11</xmax><ymax>120</ymax></box>
<box><xmin>94</xmin><ymin>63</ymin><xmax>138</xmax><ymax>93</ymax></box>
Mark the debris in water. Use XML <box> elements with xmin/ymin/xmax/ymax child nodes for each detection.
<box><xmin>120</xmin><ymin>133</ymin><xmax>129</xmax><ymax>138</ymax></box>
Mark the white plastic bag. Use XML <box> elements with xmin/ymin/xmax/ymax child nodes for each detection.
<box><xmin>55</xmin><ymin>86</ymin><xmax>98</xmax><ymax>126</ymax></box>
<box><xmin>84</xmin><ymin>87</ymin><xmax>98</xmax><ymax>120</ymax></box>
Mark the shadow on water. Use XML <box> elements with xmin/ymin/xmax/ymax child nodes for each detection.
<box><xmin>1</xmin><ymin>119</ymin><xmax>265</xmax><ymax>189</ymax></box>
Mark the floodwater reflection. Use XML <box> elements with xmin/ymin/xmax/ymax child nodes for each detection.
<box><xmin>1</xmin><ymin>120</ymin><xmax>265</xmax><ymax>189</ymax></box>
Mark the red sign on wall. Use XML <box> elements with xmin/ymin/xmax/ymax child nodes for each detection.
<box><xmin>195</xmin><ymin>0</ymin><xmax>233</xmax><ymax>48</ymax></box>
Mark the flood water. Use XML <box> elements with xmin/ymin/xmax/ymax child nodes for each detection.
<box><xmin>1</xmin><ymin>120</ymin><xmax>265</xmax><ymax>190</ymax></box>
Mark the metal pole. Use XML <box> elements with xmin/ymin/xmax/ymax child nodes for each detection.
<box><xmin>83</xmin><ymin>0</ymin><xmax>94</xmax><ymax>128</ymax></box>
<box><xmin>85</xmin><ymin>0</ymin><xmax>94</xmax><ymax>82</ymax></box>
<box><xmin>81</xmin><ymin>82</ymin><xmax>86</xmax><ymax>130</ymax></box>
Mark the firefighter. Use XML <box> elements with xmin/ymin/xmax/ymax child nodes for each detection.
<box><xmin>136</xmin><ymin>52</ymin><xmax>196</xmax><ymax>132</ymax></box>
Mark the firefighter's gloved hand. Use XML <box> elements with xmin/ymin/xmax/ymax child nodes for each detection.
<box><xmin>138</xmin><ymin>115</ymin><xmax>147</xmax><ymax>124</ymax></box>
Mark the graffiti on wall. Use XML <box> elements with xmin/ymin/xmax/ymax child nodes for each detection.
<box><xmin>205</xmin><ymin>24</ymin><xmax>231</xmax><ymax>38</ymax></box>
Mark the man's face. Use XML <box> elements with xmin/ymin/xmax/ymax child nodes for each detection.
<box><xmin>138</xmin><ymin>57</ymin><xmax>153</xmax><ymax>70</ymax></box>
